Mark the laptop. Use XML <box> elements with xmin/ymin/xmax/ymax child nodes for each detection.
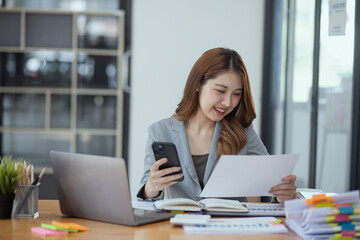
<box><xmin>50</xmin><ymin>151</ymin><xmax>174</xmax><ymax>226</ymax></box>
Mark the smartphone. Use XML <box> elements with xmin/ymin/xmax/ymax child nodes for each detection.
<box><xmin>152</xmin><ymin>142</ymin><xmax>184</xmax><ymax>182</ymax></box>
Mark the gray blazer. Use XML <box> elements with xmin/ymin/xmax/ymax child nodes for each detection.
<box><xmin>137</xmin><ymin>117</ymin><xmax>269</xmax><ymax>201</ymax></box>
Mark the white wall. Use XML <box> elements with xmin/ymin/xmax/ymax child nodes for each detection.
<box><xmin>129</xmin><ymin>0</ymin><xmax>265</xmax><ymax>198</ymax></box>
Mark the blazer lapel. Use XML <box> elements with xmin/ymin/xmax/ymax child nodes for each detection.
<box><xmin>203</xmin><ymin>121</ymin><xmax>221</xmax><ymax>185</ymax></box>
<box><xmin>170</xmin><ymin>118</ymin><xmax>200</xmax><ymax>186</ymax></box>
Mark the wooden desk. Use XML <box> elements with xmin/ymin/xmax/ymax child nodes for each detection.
<box><xmin>0</xmin><ymin>200</ymin><xmax>302</xmax><ymax>240</ymax></box>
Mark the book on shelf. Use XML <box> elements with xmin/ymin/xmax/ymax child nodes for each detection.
<box><xmin>154</xmin><ymin>198</ymin><xmax>249</xmax><ymax>213</ymax></box>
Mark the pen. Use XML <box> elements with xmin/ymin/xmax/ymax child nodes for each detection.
<box><xmin>26</xmin><ymin>165</ymin><xmax>31</xmax><ymax>185</ymax></box>
<box><xmin>32</xmin><ymin>168</ymin><xmax>46</xmax><ymax>185</ymax></box>
<box><xmin>31</xmin><ymin>165</ymin><xmax>34</xmax><ymax>185</ymax></box>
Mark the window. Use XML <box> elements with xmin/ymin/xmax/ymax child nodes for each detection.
<box><xmin>262</xmin><ymin>0</ymin><xmax>359</xmax><ymax>192</ymax></box>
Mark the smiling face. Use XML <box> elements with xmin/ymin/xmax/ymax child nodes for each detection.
<box><xmin>197</xmin><ymin>71</ymin><xmax>243</xmax><ymax>122</ymax></box>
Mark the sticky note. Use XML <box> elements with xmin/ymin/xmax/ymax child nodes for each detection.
<box><xmin>306</xmin><ymin>194</ymin><xmax>333</xmax><ymax>205</ymax></box>
<box><xmin>338</xmin><ymin>207</ymin><xmax>354</xmax><ymax>215</ymax></box>
<box><xmin>52</xmin><ymin>221</ymin><xmax>89</xmax><ymax>231</ymax></box>
<box><xmin>341</xmin><ymin>230</ymin><xmax>356</xmax><ymax>237</ymax></box>
<box><xmin>41</xmin><ymin>223</ymin><xmax>78</xmax><ymax>233</ymax></box>
<box><xmin>32</xmin><ymin>227</ymin><xmax>68</xmax><ymax>236</ymax></box>
<box><xmin>335</xmin><ymin>215</ymin><xmax>350</xmax><ymax>223</ymax></box>
<box><xmin>170</xmin><ymin>210</ymin><xmax>185</xmax><ymax>214</ymax></box>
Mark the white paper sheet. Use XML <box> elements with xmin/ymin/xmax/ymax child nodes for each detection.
<box><xmin>329</xmin><ymin>0</ymin><xmax>347</xmax><ymax>36</ymax></box>
<box><xmin>131</xmin><ymin>200</ymin><xmax>157</xmax><ymax>211</ymax></box>
<box><xmin>183</xmin><ymin>217</ymin><xmax>288</xmax><ymax>234</ymax></box>
<box><xmin>200</xmin><ymin>154</ymin><xmax>299</xmax><ymax>198</ymax></box>
<box><xmin>297</xmin><ymin>188</ymin><xmax>337</xmax><ymax>199</ymax></box>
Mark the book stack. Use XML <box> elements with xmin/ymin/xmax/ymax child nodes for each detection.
<box><xmin>285</xmin><ymin>190</ymin><xmax>360</xmax><ymax>240</ymax></box>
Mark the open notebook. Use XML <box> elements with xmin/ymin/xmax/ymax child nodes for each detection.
<box><xmin>154</xmin><ymin>198</ymin><xmax>248</xmax><ymax>213</ymax></box>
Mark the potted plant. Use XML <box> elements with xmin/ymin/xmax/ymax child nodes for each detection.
<box><xmin>0</xmin><ymin>155</ymin><xmax>23</xmax><ymax>219</ymax></box>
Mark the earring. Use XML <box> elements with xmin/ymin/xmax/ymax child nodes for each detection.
<box><xmin>196</xmin><ymin>88</ymin><xmax>199</xmax><ymax>92</ymax></box>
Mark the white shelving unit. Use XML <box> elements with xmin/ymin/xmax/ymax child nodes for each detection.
<box><xmin>0</xmin><ymin>8</ymin><xmax>125</xmax><ymax>173</ymax></box>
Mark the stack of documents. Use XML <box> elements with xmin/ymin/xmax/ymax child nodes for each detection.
<box><xmin>285</xmin><ymin>190</ymin><xmax>360</xmax><ymax>240</ymax></box>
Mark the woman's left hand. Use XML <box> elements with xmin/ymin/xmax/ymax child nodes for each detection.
<box><xmin>269</xmin><ymin>175</ymin><xmax>297</xmax><ymax>203</ymax></box>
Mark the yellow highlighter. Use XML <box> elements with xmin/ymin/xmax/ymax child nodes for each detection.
<box><xmin>52</xmin><ymin>221</ymin><xmax>89</xmax><ymax>231</ymax></box>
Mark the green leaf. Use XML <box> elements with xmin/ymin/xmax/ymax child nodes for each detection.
<box><xmin>0</xmin><ymin>154</ymin><xmax>26</xmax><ymax>196</ymax></box>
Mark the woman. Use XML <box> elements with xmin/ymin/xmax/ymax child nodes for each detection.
<box><xmin>137</xmin><ymin>48</ymin><xmax>297</xmax><ymax>203</ymax></box>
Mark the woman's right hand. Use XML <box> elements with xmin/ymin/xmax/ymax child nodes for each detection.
<box><xmin>144</xmin><ymin>158</ymin><xmax>183</xmax><ymax>198</ymax></box>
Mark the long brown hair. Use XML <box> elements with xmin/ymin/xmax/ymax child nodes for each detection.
<box><xmin>174</xmin><ymin>48</ymin><xmax>256</xmax><ymax>155</ymax></box>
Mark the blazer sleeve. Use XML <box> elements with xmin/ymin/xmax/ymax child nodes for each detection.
<box><xmin>136</xmin><ymin>125</ymin><xmax>165</xmax><ymax>201</ymax></box>
<box><xmin>245</xmin><ymin>124</ymin><xmax>269</xmax><ymax>155</ymax></box>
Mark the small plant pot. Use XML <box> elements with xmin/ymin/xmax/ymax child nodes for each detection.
<box><xmin>0</xmin><ymin>194</ymin><xmax>15</xmax><ymax>219</ymax></box>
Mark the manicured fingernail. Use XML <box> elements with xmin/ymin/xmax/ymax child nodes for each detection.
<box><xmin>164</xmin><ymin>158</ymin><xmax>168</xmax><ymax>162</ymax></box>
<box><xmin>282</xmin><ymin>178</ymin><xmax>288</xmax><ymax>182</ymax></box>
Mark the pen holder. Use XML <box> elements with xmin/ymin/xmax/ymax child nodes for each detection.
<box><xmin>12</xmin><ymin>183</ymin><xmax>40</xmax><ymax>218</ymax></box>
